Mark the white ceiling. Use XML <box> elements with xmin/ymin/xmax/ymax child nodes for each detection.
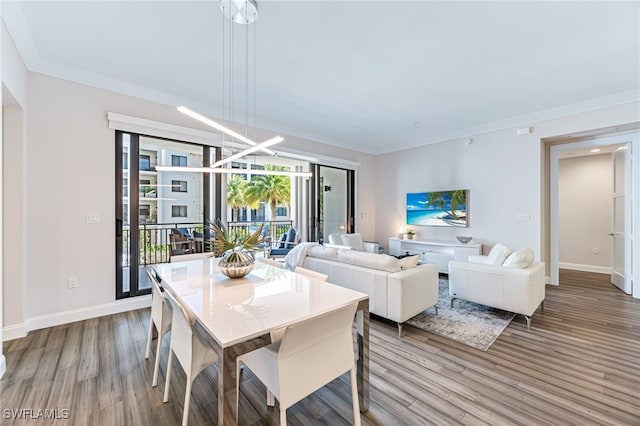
<box><xmin>3</xmin><ymin>1</ymin><xmax>639</xmax><ymax>155</ymax></box>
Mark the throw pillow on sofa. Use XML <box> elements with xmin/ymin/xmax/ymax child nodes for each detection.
<box><xmin>503</xmin><ymin>248</ymin><xmax>535</xmax><ymax>269</ymax></box>
<box><xmin>487</xmin><ymin>243</ymin><xmax>512</xmax><ymax>265</ymax></box>
<box><xmin>399</xmin><ymin>255</ymin><xmax>420</xmax><ymax>270</ymax></box>
<box><xmin>341</xmin><ymin>233</ymin><xmax>364</xmax><ymax>251</ymax></box>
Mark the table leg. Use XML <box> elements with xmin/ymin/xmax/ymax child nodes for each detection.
<box><xmin>193</xmin><ymin>321</ymin><xmax>270</xmax><ymax>425</ymax></box>
<box><xmin>356</xmin><ymin>299</ymin><xmax>370</xmax><ymax>412</ymax></box>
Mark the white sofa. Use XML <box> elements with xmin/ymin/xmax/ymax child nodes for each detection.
<box><xmin>448</xmin><ymin>255</ymin><xmax>545</xmax><ymax>329</ymax></box>
<box><xmin>300</xmin><ymin>245</ymin><xmax>439</xmax><ymax>337</ymax></box>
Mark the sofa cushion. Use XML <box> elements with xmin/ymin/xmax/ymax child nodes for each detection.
<box><xmin>487</xmin><ymin>243</ymin><xmax>512</xmax><ymax>265</ymax></box>
<box><xmin>503</xmin><ymin>248</ymin><xmax>535</xmax><ymax>269</ymax></box>
<box><xmin>307</xmin><ymin>245</ymin><xmax>340</xmax><ymax>261</ymax></box>
<box><xmin>399</xmin><ymin>255</ymin><xmax>420</xmax><ymax>270</ymax></box>
<box><xmin>338</xmin><ymin>249</ymin><xmax>401</xmax><ymax>272</ymax></box>
<box><xmin>328</xmin><ymin>233</ymin><xmax>344</xmax><ymax>245</ymax></box>
<box><xmin>341</xmin><ymin>233</ymin><xmax>364</xmax><ymax>251</ymax></box>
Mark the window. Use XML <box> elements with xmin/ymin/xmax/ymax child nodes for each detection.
<box><xmin>140</xmin><ymin>205</ymin><xmax>151</xmax><ymax>223</ymax></box>
<box><xmin>172</xmin><ymin>205</ymin><xmax>188</xmax><ymax>217</ymax></box>
<box><xmin>123</xmin><ymin>152</ymin><xmax>129</xmax><ymax>170</ymax></box>
<box><xmin>172</xmin><ymin>180</ymin><xmax>188</xmax><ymax>192</ymax></box>
<box><xmin>172</xmin><ymin>155</ymin><xmax>187</xmax><ymax>167</ymax></box>
<box><xmin>276</xmin><ymin>206</ymin><xmax>288</xmax><ymax>216</ymax></box>
<box><xmin>139</xmin><ymin>154</ymin><xmax>151</xmax><ymax>171</ymax></box>
<box><xmin>123</xmin><ymin>178</ymin><xmax>128</xmax><ymax>197</ymax></box>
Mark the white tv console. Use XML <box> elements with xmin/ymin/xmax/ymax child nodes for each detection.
<box><xmin>388</xmin><ymin>237</ymin><xmax>482</xmax><ymax>273</ymax></box>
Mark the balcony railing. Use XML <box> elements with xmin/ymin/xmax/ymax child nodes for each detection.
<box><xmin>122</xmin><ymin>220</ymin><xmax>294</xmax><ymax>267</ymax></box>
<box><xmin>227</xmin><ymin>220</ymin><xmax>294</xmax><ymax>242</ymax></box>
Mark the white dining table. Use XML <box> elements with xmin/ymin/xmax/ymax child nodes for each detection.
<box><xmin>153</xmin><ymin>258</ymin><xmax>370</xmax><ymax>426</ymax></box>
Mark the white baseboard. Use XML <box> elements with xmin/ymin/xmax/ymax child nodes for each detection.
<box><xmin>558</xmin><ymin>262</ymin><xmax>611</xmax><ymax>275</ymax></box>
<box><xmin>0</xmin><ymin>354</ymin><xmax>5</xmax><ymax>379</ymax></box>
<box><xmin>15</xmin><ymin>296</ymin><xmax>151</xmax><ymax>337</ymax></box>
<box><xmin>2</xmin><ymin>323</ymin><xmax>27</xmax><ymax>342</ymax></box>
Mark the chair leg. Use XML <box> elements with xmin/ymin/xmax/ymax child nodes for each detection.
<box><xmin>397</xmin><ymin>323</ymin><xmax>403</xmax><ymax>338</ymax></box>
<box><xmin>182</xmin><ymin>376</ymin><xmax>192</xmax><ymax>426</ymax></box>
<box><xmin>434</xmin><ymin>305</ymin><xmax>439</xmax><ymax>315</ymax></box>
<box><xmin>163</xmin><ymin>350</ymin><xmax>174</xmax><ymax>403</ymax></box>
<box><xmin>152</xmin><ymin>332</ymin><xmax>163</xmax><ymax>387</ymax></box>
<box><xmin>540</xmin><ymin>300</ymin><xmax>545</xmax><ymax>311</ymax></box>
<box><xmin>145</xmin><ymin>320</ymin><xmax>154</xmax><ymax>359</ymax></box>
<box><xmin>450</xmin><ymin>297</ymin><xmax>457</xmax><ymax>309</ymax></box>
<box><xmin>350</xmin><ymin>367</ymin><xmax>361</xmax><ymax>426</ymax></box>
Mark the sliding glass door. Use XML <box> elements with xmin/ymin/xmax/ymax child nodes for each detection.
<box><xmin>115</xmin><ymin>131</ymin><xmax>220</xmax><ymax>299</ymax></box>
<box><xmin>308</xmin><ymin>164</ymin><xmax>355</xmax><ymax>242</ymax></box>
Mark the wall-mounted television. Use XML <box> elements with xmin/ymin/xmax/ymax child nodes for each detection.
<box><xmin>406</xmin><ymin>190</ymin><xmax>469</xmax><ymax>227</ymax></box>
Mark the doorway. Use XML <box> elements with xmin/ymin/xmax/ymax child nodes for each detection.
<box><xmin>550</xmin><ymin>133</ymin><xmax>637</xmax><ymax>295</ymax></box>
<box><xmin>308</xmin><ymin>164</ymin><xmax>355</xmax><ymax>242</ymax></box>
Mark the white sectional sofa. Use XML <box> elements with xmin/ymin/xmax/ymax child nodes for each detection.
<box><xmin>299</xmin><ymin>245</ymin><xmax>439</xmax><ymax>336</ymax></box>
<box><xmin>448</xmin><ymin>248</ymin><xmax>545</xmax><ymax>329</ymax></box>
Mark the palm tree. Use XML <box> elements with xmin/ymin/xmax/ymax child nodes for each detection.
<box><xmin>226</xmin><ymin>174</ymin><xmax>248</xmax><ymax>222</ymax></box>
<box><xmin>428</xmin><ymin>190</ymin><xmax>466</xmax><ymax>220</ymax></box>
<box><xmin>244</xmin><ymin>165</ymin><xmax>291</xmax><ymax>220</ymax></box>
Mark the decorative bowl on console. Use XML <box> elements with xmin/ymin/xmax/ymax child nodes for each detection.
<box><xmin>456</xmin><ymin>236</ymin><xmax>472</xmax><ymax>244</ymax></box>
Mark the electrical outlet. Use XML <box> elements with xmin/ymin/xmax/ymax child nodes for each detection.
<box><xmin>592</xmin><ymin>248</ymin><xmax>599</xmax><ymax>255</ymax></box>
<box><xmin>68</xmin><ymin>277</ymin><xmax>78</xmax><ymax>288</ymax></box>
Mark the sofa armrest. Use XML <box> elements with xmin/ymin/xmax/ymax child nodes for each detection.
<box><xmin>468</xmin><ymin>255</ymin><xmax>490</xmax><ymax>264</ymax></box>
<box><xmin>386</xmin><ymin>263</ymin><xmax>439</xmax><ymax>323</ymax></box>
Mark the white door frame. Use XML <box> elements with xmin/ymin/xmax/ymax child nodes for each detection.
<box><xmin>550</xmin><ymin>132</ymin><xmax>639</xmax><ymax>299</ymax></box>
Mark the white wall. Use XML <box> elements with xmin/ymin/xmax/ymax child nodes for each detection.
<box><xmin>559</xmin><ymin>154</ymin><xmax>612</xmax><ymax>273</ymax></box>
<box><xmin>4</xmin><ymin>70</ymin><xmax>375</xmax><ymax>335</ymax></box>
<box><xmin>374</xmin><ymin>102</ymin><xmax>640</xmax><ymax>263</ymax></box>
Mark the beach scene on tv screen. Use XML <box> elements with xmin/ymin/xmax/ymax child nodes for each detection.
<box><xmin>406</xmin><ymin>190</ymin><xmax>468</xmax><ymax>227</ymax></box>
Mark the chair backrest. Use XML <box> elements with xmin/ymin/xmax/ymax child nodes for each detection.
<box><xmin>276</xmin><ymin>303</ymin><xmax>358</xmax><ymax>405</ymax></box>
<box><xmin>294</xmin><ymin>266</ymin><xmax>328</xmax><ymax>282</ymax></box>
<box><xmin>146</xmin><ymin>270</ymin><xmax>166</xmax><ymax>326</ymax></box>
<box><xmin>162</xmin><ymin>287</ymin><xmax>196</xmax><ymax>367</ymax></box>
<box><xmin>259</xmin><ymin>257</ymin><xmax>283</xmax><ymax>268</ymax></box>
<box><xmin>279</xmin><ymin>303</ymin><xmax>357</xmax><ymax>359</ymax></box>
<box><xmin>283</xmin><ymin>227</ymin><xmax>298</xmax><ymax>249</ymax></box>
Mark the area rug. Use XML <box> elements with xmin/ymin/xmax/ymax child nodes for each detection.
<box><xmin>405</xmin><ymin>277</ymin><xmax>515</xmax><ymax>351</ymax></box>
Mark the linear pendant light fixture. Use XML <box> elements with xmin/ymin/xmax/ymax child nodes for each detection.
<box><xmin>177</xmin><ymin>105</ymin><xmax>276</xmax><ymax>156</ymax></box>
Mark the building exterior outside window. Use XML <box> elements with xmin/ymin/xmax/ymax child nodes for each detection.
<box><xmin>172</xmin><ymin>205</ymin><xmax>188</xmax><ymax>218</ymax></box>
<box><xmin>171</xmin><ymin>155</ymin><xmax>187</xmax><ymax>166</ymax></box>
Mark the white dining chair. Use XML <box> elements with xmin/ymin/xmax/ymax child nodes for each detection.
<box><xmin>163</xmin><ymin>289</ymin><xmax>219</xmax><ymax>426</ymax></box>
<box><xmin>294</xmin><ymin>266</ymin><xmax>328</xmax><ymax>282</ymax></box>
<box><xmin>237</xmin><ymin>303</ymin><xmax>360</xmax><ymax>426</ymax></box>
<box><xmin>144</xmin><ymin>270</ymin><xmax>172</xmax><ymax>388</ymax></box>
<box><xmin>259</xmin><ymin>257</ymin><xmax>283</xmax><ymax>268</ymax></box>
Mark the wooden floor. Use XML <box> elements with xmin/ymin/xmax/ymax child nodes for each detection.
<box><xmin>2</xmin><ymin>270</ymin><xmax>639</xmax><ymax>425</ymax></box>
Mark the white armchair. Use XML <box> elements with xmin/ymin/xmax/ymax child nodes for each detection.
<box><xmin>448</xmin><ymin>249</ymin><xmax>545</xmax><ymax>329</ymax></box>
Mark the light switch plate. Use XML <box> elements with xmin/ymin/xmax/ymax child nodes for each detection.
<box><xmin>86</xmin><ymin>214</ymin><xmax>100</xmax><ymax>224</ymax></box>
